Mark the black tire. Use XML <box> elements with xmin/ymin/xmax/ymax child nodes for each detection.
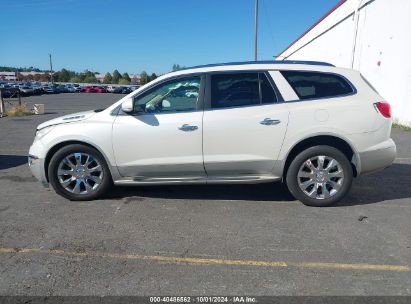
<box><xmin>48</xmin><ymin>144</ymin><xmax>112</xmax><ymax>201</ymax></box>
<box><xmin>286</xmin><ymin>145</ymin><xmax>353</xmax><ymax>207</ymax></box>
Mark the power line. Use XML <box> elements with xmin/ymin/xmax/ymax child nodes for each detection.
<box><xmin>254</xmin><ymin>0</ymin><xmax>259</xmax><ymax>61</ymax></box>
<box><xmin>261</xmin><ymin>0</ymin><xmax>279</xmax><ymax>53</ymax></box>
<box><xmin>49</xmin><ymin>54</ymin><xmax>53</xmax><ymax>83</ymax></box>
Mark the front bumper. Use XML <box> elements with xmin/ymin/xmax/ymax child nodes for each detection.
<box><xmin>358</xmin><ymin>139</ymin><xmax>396</xmax><ymax>175</ymax></box>
<box><xmin>28</xmin><ymin>146</ymin><xmax>49</xmax><ymax>188</ymax></box>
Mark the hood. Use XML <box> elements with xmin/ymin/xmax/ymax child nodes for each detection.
<box><xmin>37</xmin><ymin>110</ymin><xmax>96</xmax><ymax>130</ymax></box>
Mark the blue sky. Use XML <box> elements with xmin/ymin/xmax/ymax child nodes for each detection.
<box><xmin>1</xmin><ymin>0</ymin><xmax>337</xmax><ymax>74</ymax></box>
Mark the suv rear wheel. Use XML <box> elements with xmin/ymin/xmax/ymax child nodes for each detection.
<box><xmin>286</xmin><ymin>146</ymin><xmax>353</xmax><ymax>207</ymax></box>
<box><xmin>48</xmin><ymin>144</ymin><xmax>111</xmax><ymax>201</ymax></box>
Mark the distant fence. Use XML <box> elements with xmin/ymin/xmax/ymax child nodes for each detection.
<box><xmin>1</xmin><ymin>80</ymin><xmax>139</xmax><ymax>88</ymax></box>
<box><xmin>0</xmin><ymin>88</ymin><xmax>21</xmax><ymax>117</ymax></box>
<box><xmin>53</xmin><ymin>82</ymin><xmax>137</xmax><ymax>87</ymax></box>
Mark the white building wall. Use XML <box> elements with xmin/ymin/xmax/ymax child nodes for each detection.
<box><xmin>278</xmin><ymin>0</ymin><xmax>411</xmax><ymax>126</ymax></box>
<box><xmin>0</xmin><ymin>72</ymin><xmax>17</xmax><ymax>81</ymax></box>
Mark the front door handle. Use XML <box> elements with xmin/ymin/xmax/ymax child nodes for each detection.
<box><xmin>179</xmin><ymin>124</ymin><xmax>198</xmax><ymax>132</ymax></box>
<box><xmin>260</xmin><ymin>118</ymin><xmax>281</xmax><ymax>126</ymax></box>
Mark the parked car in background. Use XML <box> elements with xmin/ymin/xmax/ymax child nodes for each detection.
<box><xmin>19</xmin><ymin>86</ymin><xmax>34</xmax><ymax>96</ymax></box>
<box><xmin>113</xmin><ymin>86</ymin><xmax>132</xmax><ymax>94</ymax></box>
<box><xmin>28</xmin><ymin>61</ymin><xmax>396</xmax><ymax>206</ymax></box>
<box><xmin>58</xmin><ymin>85</ymin><xmax>70</xmax><ymax>93</ymax></box>
<box><xmin>81</xmin><ymin>86</ymin><xmax>96</xmax><ymax>93</ymax></box>
<box><xmin>173</xmin><ymin>85</ymin><xmax>199</xmax><ymax>98</ymax></box>
<box><xmin>0</xmin><ymin>86</ymin><xmax>20</xmax><ymax>98</ymax></box>
<box><xmin>94</xmin><ymin>86</ymin><xmax>107</xmax><ymax>93</ymax></box>
<box><xmin>32</xmin><ymin>85</ymin><xmax>44</xmax><ymax>95</ymax></box>
<box><xmin>42</xmin><ymin>86</ymin><xmax>55</xmax><ymax>94</ymax></box>
<box><xmin>112</xmin><ymin>86</ymin><xmax>124</xmax><ymax>93</ymax></box>
<box><xmin>106</xmin><ymin>85</ymin><xmax>116</xmax><ymax>93</ymax></box>
<box><xmin>81</xmin><ymin>86</ymin><xmax>106</xmax><ymax>93</ymax></box>
<box><xmin>65</xmin><ymin>84</ymin><xmax>81</xmax><ymax>92</ymax></box>
<box><xmin>65</xmin><ymin>85</ymin><xmax>77</xmax><ymax>93</ymax></box>
<box><xmin>122</xmin><ymin>87</ymin><xmax>132</xmax><ymax>94</ymax></box>
<box><xmin>72</xmin><ymin>84</ymin><xmax>81</xmax><ymax>92</ymax></box>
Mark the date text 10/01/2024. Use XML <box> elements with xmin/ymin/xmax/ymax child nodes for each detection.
<box><xmin>149</xmin><ymin>296</ymin><xmax>257</xmax><ymax>303</ymax></box>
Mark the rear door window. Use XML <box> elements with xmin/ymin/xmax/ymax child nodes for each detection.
<box><xmin>210</xmin><ymin>72</ymin><xmax>278</xmax><ymax>109</ymax></box>
<box><xmin>281</xmin><ymin>71</ymin><xmax>354</xmax><ymax>100</ymax></box>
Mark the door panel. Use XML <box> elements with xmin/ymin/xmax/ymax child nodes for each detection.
<box><xmin>203</xmin><ymin>71</ymin><xmax>289</xmax><ymax>177</ymax></box>
<box><xmin>112</xmin><ymin>112</ymin><xmax>204</xmax><ymax>178</ymax></box>
<box><xmin>112</xmin><ymin>74</ymin><xmax>205</xmax><ymax>179</ymax></box>
<box><xmin>203</xmin><ymin>103</ymin><xmax>289</xmax><ymax>176</ymax></box>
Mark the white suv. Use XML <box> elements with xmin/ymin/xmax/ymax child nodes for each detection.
<box><xmin>28</xmin><ymin>61</ymin><xmax>396</xmax><ymax>206</ymax></box>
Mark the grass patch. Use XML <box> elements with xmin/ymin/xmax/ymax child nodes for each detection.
<box><xmin>393</xmin><ymin>122</ymin><xmax>411</xmax><ymax>132</ymax></box>
<box><xmin>4</xmin><ymin>104</ymin><xmax>33</xmax><ymax>117</ymax></box>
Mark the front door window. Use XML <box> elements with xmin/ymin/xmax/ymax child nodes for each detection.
<box><xmin>133</xmin><ymin>77</ymin><xmax>201</xmax><ymax>113</ymax></box>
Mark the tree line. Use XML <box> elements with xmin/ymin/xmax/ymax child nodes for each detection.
<box><xmin>54</xmin><ymin>69</ymin><xmax>137</xmax><ymax>84</ymax></box>
<box><xmin>56</xmin><ymin>69</ymin><xmax>99</xmax><ymax>83</ymax></box>
<box><xmin>0</xmin><ymin>66</ymin><xmax>45</xmax><ymax>73</ymax></box>
<box><xmin>10</xmin><ymin>69</ymin><xmax>101</xmax><ymax>83</ymax></box>
<box><xmin>16</xmin><ymin>68</ymin><xmax>158</xmax><ymax>85</ymax></box>
<box><xmin>2</xmin><ymin>64</ymin><xmax>184</xmax><ymax>84</ymax></box>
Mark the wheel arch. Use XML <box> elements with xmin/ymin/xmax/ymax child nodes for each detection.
<box><xmin>282</xmin><ymin>135</ymin><xmax>359</xmax><ymax>179</ymax></box>
<box><xmin>44</xmin><ymin>140</ymin><xmax>114</xmax><ymax>182</ymax></box>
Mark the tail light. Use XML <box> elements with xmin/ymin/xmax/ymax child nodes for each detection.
<box><xmin>374</xmin><ymin>102</ymin><xmax>391</xmax><ymax>118</ymax></box>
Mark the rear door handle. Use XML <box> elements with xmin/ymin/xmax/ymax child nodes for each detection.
<box><xmin>179</xmin><ymin>124</ymin><xmax>198</xmax><ymax>131</ymax></box>
<box><xmin>260</xmin><ymin>118</ymin><xmax>281</xmax><ymax>126</ymax></box>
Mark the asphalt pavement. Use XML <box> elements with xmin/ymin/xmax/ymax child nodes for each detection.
<box><xmin>0</xmin><ymin>93</ymin><xmax>410</xmax><ymax>296</ymax></box>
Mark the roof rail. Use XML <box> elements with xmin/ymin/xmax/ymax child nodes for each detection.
<box><xmin>178</xmin><ymin>60</ymin><xmax>335</xmax><ymax>71</ymax></box>
<box><xmin>274</xmin><ymin>60</ymin><xmax>335</xmax><ymax>67</ymax></box>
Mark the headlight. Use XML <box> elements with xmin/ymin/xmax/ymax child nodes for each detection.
<box><xmin>35</xmin><ymin>125</ymin><xmax>55</xmax><ymax>140</ymax></box>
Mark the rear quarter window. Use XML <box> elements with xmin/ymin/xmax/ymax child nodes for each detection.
<box><xmin>281</xmin><ymin>71</ymin><xmax>354</xmax><ymax>100</ymax></box>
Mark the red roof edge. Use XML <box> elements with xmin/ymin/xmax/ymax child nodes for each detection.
<box><xmin>277</xmin><ymin>0</ymin><xmax>347</xmax><ymax>58</ymax></box>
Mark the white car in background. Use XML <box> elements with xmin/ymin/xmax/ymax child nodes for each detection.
<box><xmin>18</xmin><ymin>85</ymin><xmax>34</xmax><ymax>95</ymax></box>
<box><xmin>28</xmin><ymin>61</ymin><xmax>396</xmax><ymax>206</ymax></box>
<box><xmin>106</xmin><ymin>85</ymin><xmax>117</xmax><ymax>93</ymax></box>
<box><xmin>66</xmin><ymin>85</ymin><xmax>77</xmax><ymax>93</ymax></box>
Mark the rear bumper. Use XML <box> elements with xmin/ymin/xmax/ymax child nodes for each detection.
<box><xmin>358</xmin><ymin>139</ymin><xmax>396</xmax><ymax>175</ymax></box>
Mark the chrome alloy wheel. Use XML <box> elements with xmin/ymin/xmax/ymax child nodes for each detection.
<box><xmin>57</xmin><ymin>152</ymin><xmax>103</xmax><ymax>195</ymax></box>
<box><xmin>297</xmin><ymin>155</ymin><xmax>344</xmax><ymax>200</ymax></box>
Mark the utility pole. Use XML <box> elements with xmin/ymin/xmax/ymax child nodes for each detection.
<box><xmin>49</xmin><ymin>53</ymin><xmax>53</xmax><ymax>83</ymax></box>
<box><xmin>254</xmin><ymin>0</ymin><xmax>259</xmax><ymax>61</ymax></box>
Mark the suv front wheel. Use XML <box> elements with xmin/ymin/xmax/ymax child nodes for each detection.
<box><xmin>286</xmin><ymin>146</ymin><xmax>353</xmax><ymax>207</ymax></box>
<box><xmin>48</xmin><ymin>144</ymin><xmax>112</xmax><ymax>201</ymax></box>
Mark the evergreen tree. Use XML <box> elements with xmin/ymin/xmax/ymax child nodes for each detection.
<box><xmin>140</xmin><ymin>71</ymin><xmax>148</xmax><ymax>85</ymax></box>
<box><xmin>103</xmin><ymin>72</ymin><xmax>113</xmax><ymax>83</ymax></box>
<box><xmin>122</xmin><ymin>72</ymin><xmax>131</xmax><ymax>82</ymax></box>
<box><xmin>112</xmin><ymin>70</ymin><xmax>121</xmax><ymax>84</ymax></box>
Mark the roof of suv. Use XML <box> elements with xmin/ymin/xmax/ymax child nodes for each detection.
<box><xmin>165</xmin><ymin>60</ymin><xmax>352</xmax><ymax>78</ymax></box>
<box><xmin>179</xmin><ymin>60</ymin><xmax>335</xmax><ymax>71</ymax></box>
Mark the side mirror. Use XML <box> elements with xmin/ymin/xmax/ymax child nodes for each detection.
<box><xmin>121</xmin><ymin>97</ymin><xmax>133</xmax><ymax>113</ymax></box>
